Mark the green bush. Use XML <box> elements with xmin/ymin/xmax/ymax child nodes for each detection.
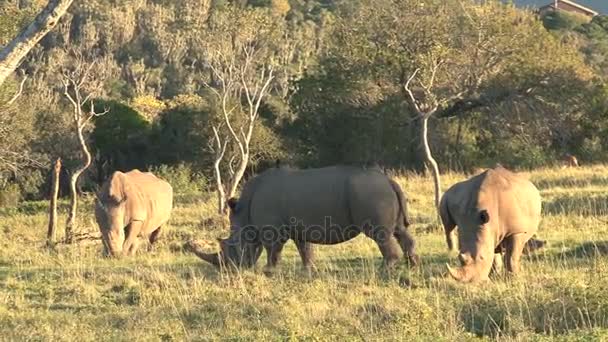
<box><xmin>16</xmin><ymin>170</ymin><xmax>45</xmax><ymax>200</ymax></box>
<box><xmin>0</xmin><ymin>183</ymin><xmax>21</xmax><ymax>207</ymax></box>
<box><xmin>150</xmin><ymin>164</ymin><xmax>207</xmax><ymax>195</ymax></box>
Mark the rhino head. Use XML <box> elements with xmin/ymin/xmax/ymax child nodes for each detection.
<box><xmin>95</xmin><ymin>194</ymin><xmax>127</xmax><ymax>257</ymax></box>
<box><xmin>193</xmin><ymin>198</ymin><xmax>263</xmax><ymax>269</ymax></box>
<box><xmin>95</xmin><ymin>172</ymin><xmax>129</xmax><ymax>257</ymax></box>
<box><xmin>446</xmin><ymin>209</ymin><xmax>496</xmax><ymax>283</ymax></box>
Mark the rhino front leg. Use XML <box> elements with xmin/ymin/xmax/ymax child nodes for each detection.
<box><xmin>504</xmin><ymin>234</ymin><xmax>528</xmax><ymax>275</ymax></box>
<box><xmin>263</xmin><ymin>242</ymin><xmax>285</xmax><ymax>275</ymax></box>
<box><xmin>123</xmin><ymin>221</ymin><xmax>143</xmax><ymax>256</ymax></box>
<box><xmin>294</xmin><ymin>239</ymin><xmax>315</xmax><ymax>274</ymax></box>
<box><xmin>491</xmin><ymin>253</ymin><xmax>503</xmax><ymax>274</ymax></box>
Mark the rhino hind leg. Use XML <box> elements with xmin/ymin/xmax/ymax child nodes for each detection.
<box><xmin>364</xmin><ymin>226</ymin><xmax>402</xmax><ymax>269</ymax></box>
<box><xmin>147</xmin><ymin>227</ymin><xmax>162</xmax><ymax>251</ymax></box>
<box><xmin>294</xmin><ymin>239</ymin><xmax>316</xmax><ymax>274</ymax></box>
<box><xmin>394</xmin><ymin>226</ymin><xmax>419</xmax><ymax>266</ymax></box>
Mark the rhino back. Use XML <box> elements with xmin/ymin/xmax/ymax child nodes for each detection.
<box><xmin>124</xmin><ymin>171</ymin><xmax>173</xmax><ymax>234</ymax></box>
<box><xmin>485</xmin><ymin>170</ymin><xmax>541</xmax><ymax>235</ymax></box>
<box><xmin>447</xmin><ymin>167</ymin><xmax>541</xmax><ymax>236</ymax></box>
<box><xmin>248</xmin><ymin>166</ymin><xmax>399</xmax><ymax>242</ymax></box>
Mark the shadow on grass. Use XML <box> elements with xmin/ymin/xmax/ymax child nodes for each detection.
<box><xmin>543</xmin><ymin>194</ymin><xmax>608</xmax><ymax>216</ymax></box>
<box><xmin>534</xmin><ymin>174</ymin><xmax>608</xmax><ymax>191</ymax></box>
<box><xmin>558</xmin><ymin>241</ymin><xmax>608</xmax><ymax>259</ymax></box>
<box><xmin>522</xmin><ymin>240</ymin><xmax>608</xmax><ymax>271</ymax></box>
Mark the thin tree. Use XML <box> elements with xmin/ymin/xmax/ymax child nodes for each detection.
<box><xmin>201</xmin><ymin>7</ymin><xmax>281</xmax><ymax>214</ymax></box>
<box><xmin>62</xmin><ymin>57</ymin><xmax>109</xmax><ymax>243</ymax></box>
<box><xmin>403</xmin><ymin>65</ymin><xmax>443</xmax><ymax>209</ymax></box>
<box><xmin>207</xmin><ymin>61</ymin><xmax>274</xmax><ymax>213</ymax></box>
<box><xmin>0</xmin><ymin>0</ymin><xmax>75</xmax><ymax>87</ymax></box>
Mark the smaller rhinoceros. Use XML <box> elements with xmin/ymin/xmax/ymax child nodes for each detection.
<box><xmin>440</xmin><ymin>166</ymin><xmax>541</xmax><ymax>282</ymax></box>
<box><xmin>95</xmin><ymin>170</ymin><xmax>173</xmax><ymax>257</ymax></box>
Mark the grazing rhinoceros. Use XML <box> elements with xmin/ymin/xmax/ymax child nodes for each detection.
<box><xmin>95</xmin><ymin>170</ymin><xmax>173</xmax><ymax>257</ymax></box>
<box><xmin>188</xmin><ymin>166</ymin><xmax>418</xmax><ymax>272</ymax></box>
<box><xmin>440</xmin><ymin>166</ymin><xmax>542</xmax><ymax>282</ymax></box>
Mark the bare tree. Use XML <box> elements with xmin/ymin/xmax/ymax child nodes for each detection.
<box><xmin>200</xmin><ymin>7</ymin><xmax>282</xmax><ymax>214</ymax></box>
<box><xmin>0</xmin><ymin>0</ymin><xmax>75</xmax><ymax>87</ymax></box>
<box><xmin>62</xmin><ymin>57</ymin><xmax>109</xmax><ymax>243</ymax></box>
<box><xmin>206</xmin><ymin>56</ymin><xmax>274</xmax><ymax>213</ymax></box>
<box><xmin>403</xmin><ymin>66</ymin><xmax>443</xmax><ymax>209</ymax></box>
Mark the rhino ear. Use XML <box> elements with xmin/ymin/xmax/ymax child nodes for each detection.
<box><xmin>479</xmin><ymin>210</ymin><xmax>490</xmax><ymax>224</ymax></box>
<box><xmin>109</xmin><ymin>172</ymin><xmax>129</xmax><ymax>204</ymax></box>
<box><xmin>227</xmin><ymin>197</ymin><xmax>239</xmax><ymax>212</ymax></box>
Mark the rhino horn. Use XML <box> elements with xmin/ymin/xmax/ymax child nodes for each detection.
<box><xmin>195</xmin><ymin>251</ymin><xmax>221</xmax><ymax>267</ymax></box>
<box><xmin>184</xmin><ymin>240</ymin><xmax>221</xmax><ymax>267</ymax></box>
<box><xmin>446</xmin><ymin>263</ymin><xmax>466</xmax><ymax>282</ymax></box>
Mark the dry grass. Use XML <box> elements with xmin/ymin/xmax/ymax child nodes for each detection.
<box><xmin>1</xmin><ymin>166</ymin><xmax>608</xmax><ymax>340</ymax></box>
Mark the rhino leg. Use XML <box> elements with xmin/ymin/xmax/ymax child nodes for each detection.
<box><xmin>491</xmin><ymin>253</ymin><xmax>503</xmax><ymax>275</ymax></box>
<box><xmin>263</xmin><ymin>242</ymin><xmax>285</xmax><ymax>274</ymax></box>
<box><xmin>394</xmin><ymin>226</ymin><xmax>419</xmax><ymax>266</ymax></box>
<box><xmin>365</xmin><ymin>226</ymin><xmax>401</xmax><ymax>269</ymax></box>
<box><xmin>123</xmin><ymin>221</ymin><xmax>143</xmax><ymax>256</ymax></box>
<box><xmin>504</xmin><ymin>234</ymin><xmax>528</xmax><ymax>275</ymax></box>
<box><xmin>147</xmin><ymin>227</ymin><xmax>162</xmax><ymax>251</ymax></box>
<box><xmin>294</xmin><ymin>239</ymin><xmax>315</xmax><ymax>274</ymax></box>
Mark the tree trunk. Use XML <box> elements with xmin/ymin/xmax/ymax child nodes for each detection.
<box><xmin>65</xmin><ymin>125</ymin><xmax>93</xmax><ymax>243</ymax></box>
<box><xmin>0</xmin><ymin>0</ymin><xmax>75</xmax><ymax>87</ymax></box>
<box><xmin>214</xmin><ymin>158</ymin><xmax>227</xmax><ymax>214</ymax></box>
<box><xmin>420</xmin><ymin>115</ymin><xmax>442</xmax><ymax>209</ymax></box>
<box><xmin>453</xmin><ymin>115</ymin><xmax>464</xmax><ymax>171</ymax></box>
<box><xmin>46</xmin><ymin>157</ymin><xmax>61</xmax><ymax>247</ymax></box>
<box><xmin>227</xmin><ymin>152</ymin><xmax>249</xmax><ymax>201</ymax></box>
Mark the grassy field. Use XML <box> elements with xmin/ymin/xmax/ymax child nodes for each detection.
<box><xmin>1</xmin><ymin>166</ymin><xmax>608</xmax><ymax>341</ymax></box>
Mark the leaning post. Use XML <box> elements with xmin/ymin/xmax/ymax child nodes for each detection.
<box><xmin>47</xmin><ymin>158</ymin><xmax>61</xmax><ymax>247</ymax></box>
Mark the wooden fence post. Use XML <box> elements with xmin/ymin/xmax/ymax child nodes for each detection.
<box><xmin>47</xmin><ymin>158</ymin><xmax>61</xmax><ymax>247</ymax></box>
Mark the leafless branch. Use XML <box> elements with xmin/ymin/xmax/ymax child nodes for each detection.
<box><xmin>404</xmin><ymin>68</ymin><xmax>422</xmax><ymax>115</ymax></box>
<box><xmin>6</xmin><ymin>75</ymin><xmax>28</xmax><ymax>105</ymax></box>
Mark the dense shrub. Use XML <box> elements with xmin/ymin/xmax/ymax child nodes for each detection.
<box><xmin>150</xmin><ymin>164</ymin><xmax>207</xmax><ymax>195</ymax></box>
<box><xmin>0</xmin><ymin>183</ymin><xmax>21</xmax><ymax>207</ymax></box>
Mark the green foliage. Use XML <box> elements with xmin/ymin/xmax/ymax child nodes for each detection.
<box><xmin>92</xmin><ymin>100</ymin><xmax>152</xmax><ymax>173</ymax></box>
<box><xmin>151</xmin><ymin>94</ymin><xmax>213</xmax><ymax>169</ymax></box>
<box><xmin>542</xmin><ymin>10</ymin><xmax>590</xmax><ymax>31</ymax></box>
<box><xmin>150</xmin><ymin>164</ymin><xmax>207</xmax><ymax>194</ymax></box>
<box><xmin>4</xmin><ymin>0</ymin><xmax>608</xmax><ymax>198</ymax></box>
<box><xmin>15</xmin><ymin>170</ymin><xmax>45</xmax><ymax>200</ymax></box>
<box><xmin>0</xmin><ymin>183</ymin><xmax>21</xmax><ymax>207</ymax></box>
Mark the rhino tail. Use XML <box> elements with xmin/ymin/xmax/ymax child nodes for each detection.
<box><xmin>389</xmin><ymin>179</ymin><xmax>410</xmax><ymax>228</ymax></box>
<box><xmin>439</xmin><ymin>193</ymin><xmax>456</xmax><ymax>251</ymax></box>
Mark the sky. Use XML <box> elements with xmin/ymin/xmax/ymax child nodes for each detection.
<box><xmin>511</xmin><ymin>0</ymin><xmax>608</xmax><ymax>14</ymax></box>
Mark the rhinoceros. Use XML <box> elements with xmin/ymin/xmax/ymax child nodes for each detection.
<box><xmin>95</xmin><ymin>170</ymin><xmax>173</xmax><ymax>257</ymax></box>
<box><xmin>440</xmin><ymin>166</ymin><xmax>542</xmax><ymax>282</ymax></box>
<box><xmin>188</xmin><ymin>166</ymin><xmax>418</xmax><ymax>272</ymax></box>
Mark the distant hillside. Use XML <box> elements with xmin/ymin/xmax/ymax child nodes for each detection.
<box><xmin>511</xmin><ymin>0</ymin><xmax>607</xmax><ymax>14</ymax></box>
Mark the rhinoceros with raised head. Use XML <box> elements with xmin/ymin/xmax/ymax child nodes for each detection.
<box><xmin>188</xmin><ymin>165</ymin><xmax>418</xmax><ymax>272</ymax></box>
<box><xmin>440</xmin><ymin>165</ymin><xmax>542</xmax><ymax>283</ymax></box>
<box><xmin>95</xmin><ymin>169</ymin><xmax>173</xmax><ymax>257</ymax></box>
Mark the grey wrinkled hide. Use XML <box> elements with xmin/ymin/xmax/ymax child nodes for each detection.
<box><xmin>440</xmin><ymin>166</ymin><xmax>542</xmax><ymax>283</ymax></box>
<box><xmin>193</xmin><ymin>165</ymin><xmax>418</xmax><ymax>272</ymax></box>
<box><xmin>95</xmin><ymin>169</ymin><xmax>173</xmax><ymax>257</ymax></box>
